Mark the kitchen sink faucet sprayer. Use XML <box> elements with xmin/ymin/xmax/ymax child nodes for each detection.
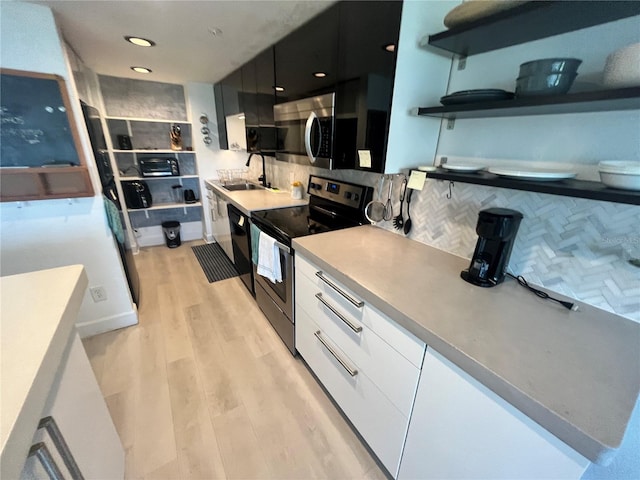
<box><xmin>246</xmin><ymin>152</ymin><xmax>269</xmax><ymax>188</ymax></box>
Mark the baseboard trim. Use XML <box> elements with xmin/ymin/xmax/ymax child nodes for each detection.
<box><xmin>76</xmin><ymin>308</ymin><xmax>138</xmax><ymax>338</ymax></box>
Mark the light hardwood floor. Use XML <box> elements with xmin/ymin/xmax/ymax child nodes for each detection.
<box><xmin>82</xmin><ymin>241</ymin><xmax>387</xmax><ymax>480</ymax></box>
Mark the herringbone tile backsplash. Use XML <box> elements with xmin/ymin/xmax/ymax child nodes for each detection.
<box><xmin>377</xmin><ymin>179</ymin><xmax>640</xmax><ymax>322</ymax></box>
<box><xmin>255</xmin><ymin>159</ymin><xmax>640</xmax><ymax>322</ymax></box>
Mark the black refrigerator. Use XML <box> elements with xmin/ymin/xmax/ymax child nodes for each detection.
<box><xmin>81</xmin><ymin>101</ymin><xmax>140</xmax><ymax>305</ymax></box>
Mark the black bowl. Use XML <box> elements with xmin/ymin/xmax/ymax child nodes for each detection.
<box><xmin>515</xmin><ymin>72</ymin><xmax>578</xmax><ymax>97</ymax></box>
<box><xmin>518</xmin><ymin>58</ymin><xmax>582</xmax><ymax>77</ymax></box>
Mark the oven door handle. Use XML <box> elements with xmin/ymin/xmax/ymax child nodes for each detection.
<box><xmin>255</xmin><ymin>227</ymin><xmax>291</xmax><ymax>254</ymax></box>
<box><xmin>304</xmin><ymin>111</ymin><xmax>319</xmax><ymax>163</ymax></box>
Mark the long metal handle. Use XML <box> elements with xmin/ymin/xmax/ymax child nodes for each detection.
<box><xmin>314</xmin><ymin>330</ymin><xmax>358</xmax><ymax>377</ymax></box>
<box><xmin>315</xmin><ymin>271</ymin><xmax>364</xmax><ymax>308</ymax></box>
<box><xmin>255</xmin><ymin>227</ymin><xmax>291</xmax><ymax>254</ymax></box>
<box><xmin>315</xmin><ymin>293</ymin><xmax>362</xmax><ymax>333</ymax></box>
<box><xmin>28</xmin><ymin>442</ymin><xmax>64</xmax><ymax>480</ymax></box>
<box><xmin>39</xmin><ymin>416</ymin><xmax>85</xmax><ymax>480</ymax></box>
<box><xmin>304</xmin><ymin>111</ymin><xmax>318</xmax><ymax>163</ymax></box>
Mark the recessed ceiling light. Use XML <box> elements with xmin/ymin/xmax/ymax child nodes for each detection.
<box><xmin>208</xmin><ymin>27</ymin><xmax>223</xmax><ymax>37</ymax></box>
<box><xmin>383</xmin><ymin>43</ymin><xmax>396</xmax><ymax>52</ymax></box>
<box><xmin>313</xmin><ymin>72</ymin><xmax>327</xmax><ymax>78</ymax></box>
<box><xmin>131</xmin><ymin>66</ymin><xmax>152</xmax><ymax>74</ymax></box>
<box><xmin>124</xmin><ymin>36</ymin><xmax>155</xmax><ymax>47</ymax></box>
<box><xmin>274</xmin><ymin>86</ymin><xmax>285</xmax><ymax>92</ymax></box>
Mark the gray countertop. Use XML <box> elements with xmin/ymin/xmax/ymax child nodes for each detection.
<box><xmin>205</xmin><ymin>180</ymin><xmax>307</xmax><ymax>216</ymax></box>
<box><xmin>292</xmin><ymin>225</ymin><xmax>640</xmax><ymax>466</ymax></box>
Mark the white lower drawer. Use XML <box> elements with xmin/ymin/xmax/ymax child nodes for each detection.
<box><xmin>297</xmin><ymin>273</ymin><xmax>420</xmax><ymax>417</ymax></box>
<box><xmin>296</xmin><ymin>307</ymin><xmax>410</xmax><ymax>477</ymax></box>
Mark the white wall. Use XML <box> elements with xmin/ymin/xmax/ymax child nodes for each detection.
<box><xmin>385</xmin><ymin>0</ymin><xmax>458</xmax><ymax>173</ymax></box>
<box><xmin>185</xmin><ymin>82</ymin><xmax>252</xmax><ymax>241</ymax></box>
<box><xmin>0</xmin><ymin>2</ymin><xmax>137</xmax><ymax>337</ymax></box>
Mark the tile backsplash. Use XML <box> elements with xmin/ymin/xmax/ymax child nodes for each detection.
<box><xmin>249</xmin><ymin>157</ymin><xmax>640</xmax><ymax>322</ymax></box>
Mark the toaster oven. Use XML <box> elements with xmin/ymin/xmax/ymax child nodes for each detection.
<box><xmin>139</xmin><ymin>157</ymin><xmax>180</xmax><ymax>177</ymax></box>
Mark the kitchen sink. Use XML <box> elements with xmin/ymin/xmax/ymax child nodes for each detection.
<box><xmin>222</xmin><ymin>182</ymin><xmax>264</xmax><ymax>191</ymax></box>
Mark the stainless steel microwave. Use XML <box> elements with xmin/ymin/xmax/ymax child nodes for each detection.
<box><xmin>273</xmin><ymin>93</ymin><xmax>334</xmax><ymax>169</ymax></box>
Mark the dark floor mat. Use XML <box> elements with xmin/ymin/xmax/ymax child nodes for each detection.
<box><xmin>191</xmin><ymin>243</ymin><xmax>239</xmax><ymax>283</ymax></box>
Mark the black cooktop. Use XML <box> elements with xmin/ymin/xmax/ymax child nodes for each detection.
<box><xmin>251</xmin><ymin>175</ymin><xmax>372</xmax><ymax>245</ymax></box>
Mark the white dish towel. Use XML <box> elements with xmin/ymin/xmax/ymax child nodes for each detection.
<box><xmin>256</xmin><ymin>230</ymin><xmax>282</xmax><ymax>284</ymax></box>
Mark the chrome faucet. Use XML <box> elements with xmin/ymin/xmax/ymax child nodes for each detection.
<box><xmin>245</xmin><ymin>152</ymin><xmax>268</xmax><ymax>188</ymax></box>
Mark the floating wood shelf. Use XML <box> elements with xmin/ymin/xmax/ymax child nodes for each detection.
<box><xmin>416</xmin><ymin>87</ymin><xmax>640</xmax><ymax>119</ymax></box>
<box><xmin>424</xmin><ymin>169</ymin><xmax>640</xmax><ymax>206</ymax></box>
<box><xmin>426</xmin><ymin>1</ymin><xmax>640</xmax><ymax>57</ymax></box>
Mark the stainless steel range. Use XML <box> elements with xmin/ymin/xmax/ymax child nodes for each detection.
<box><xmin>250</xmin><ymin>175</ymin><xmax>372</xmax><ymax>354</ymax></box>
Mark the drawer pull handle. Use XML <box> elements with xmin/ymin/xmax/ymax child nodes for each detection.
<box><xmin>38</xmin><ymin>416</ymin><xmax>85</xmax><ymax>480</ymax></box>
<box><xmin>315</xmin><ymin>293</ymin><xmax>363</xmax><ymax>333</ymax></box>
<box><xmin>314</xmin><ymin>330</ymin><xmax>358</xmax><ymax>377</ymax></box>
<box><xmin>315</xmin><ymin>271</ymin><xmax>364</xmax><ymax>308</ymax></box>
<box><xmin>28</xmin><ymin>442</ymin><xmax>65</xmax><ymax>480</ymax></box>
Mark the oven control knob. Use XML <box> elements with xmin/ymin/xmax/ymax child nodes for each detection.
<box><xmin>354</xmin><ymin>193</ymin><xmax>359</xmax><ymax>201</ymax></box>
<box><xmin>345</xmin><ymin>191</ymin><xmax>352</xmax><ymax>200</ymax></box>
<box><xmin>309</xmin><ymin>182</ymin><xmax>318</xmax><ymax>190</ymax></box>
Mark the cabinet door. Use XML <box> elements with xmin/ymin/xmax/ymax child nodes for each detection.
<box><xmin>333</xmin><ymin>1</ymin><xmax>402</xmax><ymax>173</ymax></box>
<box><xmin>274</xmin><ymin>4</ymin><xmax>339</xmax><ymax>103</ymax></box>
<box><xmin>398</xmin><ymin>349</ymin><xmax>589</xmax><ymax>480</ymax></box>
<box><xmin>243</xmin><ymin>47</ymin><xmax>277</xmax><ymax>152</ymax></box>
<box><xmin>214</xmin><ymin>68</ymin><xmax>246</xmax><ymax>150</ymax></box>
<box><xmin>42</xmin><ymin>333</ymin><xmax>124</xmax><ymax>479</ymax></box>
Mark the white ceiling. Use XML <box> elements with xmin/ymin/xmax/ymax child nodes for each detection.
<box><xmin>28</xmin><ymin>0</ymin><xmax>335</xmax><ymax>85</ymax></box>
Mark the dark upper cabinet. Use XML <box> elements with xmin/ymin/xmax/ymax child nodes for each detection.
<box><xmin>244</xmin><ymin>47</ymin><xmax>277</xmax><ymax>152</ymax></box>
<box><xmin>215</xmin><ymin>47</ymin><xmax>277</xmax><ymax>152</ymax></box>
<box><xmin>274</xmin><ymin>5</ymin><xmax>339</xmax><ymax>103</ymax></box>
<box><xmin>214</xmin><ymin>67</ymin><xmax>244</xmax><ymax>150</ymax></box>
<box><xmin>332</xmin><ymin>1</ymin><xmax>403</xmax><ymax>172</ymax></box>
<box><xmin>216</xmin><ymin>0</ymin><xmax>402</xmax><ymax>166</ymax></box>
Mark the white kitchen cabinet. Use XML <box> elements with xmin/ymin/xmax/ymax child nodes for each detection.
<box><xmin>207</xmin><ymin>185</ymin><xmax>234</xmax><ymax>262</ymax></box>
<box><xmin>295</xmin><ymin>254</ymin><xmax>426</xmax><ymax>477</ymax></box>
<box><xmin>20</xmin><ymin>332</ymin><xmax>124</xmax><ymax>480</ymax></box>
<box><xmin>398</xmin><ymin>349</ymin><xmax>589</xmax><ymax>480</ymax></box>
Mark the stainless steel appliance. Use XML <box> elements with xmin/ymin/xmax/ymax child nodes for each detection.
<box><xmin>228</xmin><ymin>204</ymin><xmax>254</xmax><ymax>295</ymax></box>
<box><xmin>274</xmin><ymin>93</ymin><xmax>334</xmax><ymax>169</ymax></box>
<box><xmin>251</xmin><ymin>175</ymin><xmax>372</xmax><ymax>354</ymax></box>
<box><xmin>461</xmin><ymin>208</ymin><xmax>523</xmax><ymax>287</ymax></box>
<box><xmin>139</xmin><ymin>157</ymin><xmax>180</xmax><ymax>177</ymax></box>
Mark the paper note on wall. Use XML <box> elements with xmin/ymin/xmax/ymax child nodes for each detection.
<box><xmin>358</xmin><ymin>150</ymin><xmax>372</xmax><ymax>168</ymax></box>
<box><xmin>407</xmin><ymin>170</ymin><xmax>427</xmax><ymax>191</ymax></box>
<box><xmin>239</xmin><ymin>216</ymin><xmax>245</xmax><ymax>227</ymax></box>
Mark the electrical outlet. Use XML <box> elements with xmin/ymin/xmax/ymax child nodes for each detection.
<box><xmin>90</xmin><ymin>286</ymin><xmax>107</xmax><ymax>302</ymax></box>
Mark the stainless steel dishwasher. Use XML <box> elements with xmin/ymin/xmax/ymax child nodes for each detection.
<box><xmin>228</xmin><ymin>204</ymin><xmax>254</xmax><ymax>296</ymax></box>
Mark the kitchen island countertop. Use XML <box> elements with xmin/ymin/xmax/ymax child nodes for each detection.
<box><xmin>0</xmin><ymin>265</ymin><xmax>88</xmax><ymax>480</ymax></box>
<box><xmin>293</xmin><ymin>225</ymin><xmax>640</xmax><ymax>466</ymax></box>
<box><xmin>206</xmin><ymin>180</ymin><xmax>307</xmax><ymax>215</ymax></box>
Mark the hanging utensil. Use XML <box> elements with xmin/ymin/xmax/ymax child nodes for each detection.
<box><xmin>393</xmin><ymin>177</ymin><xmax>407</xmax><ymax>230</ymax></box>
<box><xmin>404</xmin><ymin>188</ymin><xmax>414</xmax><ymax>235</ymax></box>
<box><xmin>365</xmin><ymin>176</ymin><xmax>386</xmax><ymax>224</ymax></box>
<box><xmin>383</xmin><ymin>176</ymin><xmax>394</xmax><ymax>221</ymax></box>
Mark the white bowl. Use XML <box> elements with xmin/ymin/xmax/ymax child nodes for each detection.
<box><xmin>598</xmin><ymin>161</ymin><xmax>640</xmax><ymax>175</ymax></box>
<box><xmin>603</xmin><ymin>43</ymin><xmax>640</xmax><ymax>88</ymax></box>
<box><xmin>599</xmin><ymin>171</ymin><xmax>640</xmax><ymax>191</ymax></box>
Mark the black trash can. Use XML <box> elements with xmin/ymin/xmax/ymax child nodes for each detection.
<box><xmin>162</xmin><ymin>221</ymin><xmax>181</xmax><ymax>248</ymax></box>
